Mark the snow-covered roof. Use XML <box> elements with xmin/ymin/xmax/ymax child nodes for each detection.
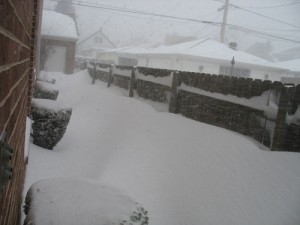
<box><xmin>276</xmin><ymin>59</ymin><xmax>300</xmax><ymax>72</ymax></box>
<box><xmin>100</xmin><ymin>46</ymin><xmax>148</xmax><ymax>54</ymax></box>
<box><xmin>137</xmin><ymin>39</ymin><xmax>289</xmax><ymax>72</ymax></box>
<box><xmin>77</xmin><ymin>28</ymin><xmax>117</xmax><ymax>48</ymax></box>
<box><xmin>41</xmin><ymin>10</ymin><xmax>78</xmax><ymax>41</ymax></box>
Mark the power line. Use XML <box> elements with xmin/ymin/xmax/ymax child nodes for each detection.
<box><xmin>213</xmin><ymin>0</ymin><xmax>300</xmax><ymax>29</ymax></box>
<box><xmin>49</xmin><ymin>0</ymin><xmax>221</xmax><ymax>26</ymax></box>
<box><xmin>236</xmin><ymin>27</ymin><xmax>300</xmax><ymax>32</ymax></box>
<box><xmin>235</xmin><ymin>1</ymin><xmax>300</xmax><ymax>9</ymax></box>
<box><xmin>228</xmin><ymin>24</ymin><xmax>300</xmax><ymax>43</ymax></box>
<box><xmin>48</xmin><ymin>0</ymin><xmax>300</xmax><ymax>43</ymax></box>
<box><xmin>230</xmin><ymin>4</ymin><xmax>300</xmax><ymax>29</ymax></box>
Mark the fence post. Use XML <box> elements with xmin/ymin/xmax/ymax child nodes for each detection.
<box><xmin>129</xmin><ymin>67</ymin><xmax>136</xmax><ymax>97</ymax></box>
<box><xmin>107</xmin><ymin>64</ymin><xmax>113</xmax><ymax>88</ymax></box>
<box><xmin>272</xmin><ymin>84</ymin><xmax>289</xmax><ymax>151</ymax></box>
<box><xmin>92</xmin><ymin>63</ymin><xmax>96</xmax><ymax>84</ymax></box>
<box><xmin>169</xmin><ymin>71</ymin><xmax>181</xmax><ymax>113</ymax></box>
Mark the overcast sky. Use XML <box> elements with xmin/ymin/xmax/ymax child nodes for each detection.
<box><xmin>44</xmin><ymin>0</ymin><xmax>300</xmax><ymax>52</ymax></box>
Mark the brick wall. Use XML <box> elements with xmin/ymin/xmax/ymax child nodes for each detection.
<box><xmin>0</xmin><ymin>0</ymin><xmax>42</xmax><ymax>224</ymax></box>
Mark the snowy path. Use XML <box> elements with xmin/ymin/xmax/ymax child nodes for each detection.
<box><xmin>25</xmin><ymin>70</ymin><xmax>300</xmax><ymax>225</ymax></box>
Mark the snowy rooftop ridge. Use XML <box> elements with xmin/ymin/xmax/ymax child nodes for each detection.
<box><xmin>41</xmin><ymin>10</ymin><xmax>78</xmax><ymax>41</ymax></box>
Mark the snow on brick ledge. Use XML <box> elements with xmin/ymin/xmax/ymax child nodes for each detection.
<box><xmin>33</xmin><ymin>81</ymin><xmax>59</xmax><ymax>100</ymax></box>
<box><xmin>24</xmin><ymin>178</ymin><xmax>149</xmax><ymax>225</ymax></box>
<box><xmin>31</xmin><ymin>99</ymin><xmax>72</xmax><ymax>150</ymax></box>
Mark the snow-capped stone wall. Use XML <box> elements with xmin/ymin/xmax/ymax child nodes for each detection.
<box><xmin>113</xmin><ymin>65</ymin><xmax>132</xmax><ymax>90</ymax></box>
<box><xmin>87</xmin><ymin>62</ymin><xmax>300</xmax><ymax>152</ymax></box>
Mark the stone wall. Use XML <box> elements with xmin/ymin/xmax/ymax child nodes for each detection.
<box><xmin>96</xmin><ymin>63</ymin><xmax>111</xmax><ymax>82</ymax></box>
<box><xmin>113</xmin><ymin>65</ymin><xmax>132</xmax><ymax>90</ymax></box>
<box><xmin>135</xmin><ymin>67</ymin><xmax>172</xmax><ymax>103</ymax></box>
<box><xmin>179</xmin><ymin>71</ymin><xmax>272</xmax><ymax>98</ymax></box>
<box><xmin>0</xmin><ymin>0</ymin><xmax>42</xmax><ymax>224</ymax></box>
<box><xmin>87</xmin><ymin>63</ymin><xmax>300</xmax><ymax>152</ymax></box>
<box><xmin>136</xmin><ymin>80</ymin><xmax>170</xmax><ymax>102</ymax></box>
<box><xmin>177</xmin><ymin>89</ymin><xmax>267</xmax><ymax>144</ymax></box>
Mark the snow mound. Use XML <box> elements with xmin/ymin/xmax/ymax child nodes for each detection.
<box><xmin>24</xmin><ymin>178</ymin><xmax>148</xmax><ymax>225</ymax></box>
<box><xmin>34</xmin><ymin>81</ymin><xmax>59</xmax><ymax>100</ymax></box>
<box><xmin>32</xmin><ymin>99</ymin><xmax>69</xmax><ymax>113</ymax></box>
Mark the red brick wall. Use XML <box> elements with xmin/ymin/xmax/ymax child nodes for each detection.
<box><xmin>0</xmin><ymin>0</ymin><xmax>42</xmax><ymax>224</ymax></box>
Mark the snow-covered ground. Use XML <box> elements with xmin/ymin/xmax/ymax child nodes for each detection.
<box><xmin>24</xmin><ymin>70</ymin><xmax>300</xmax><ymax>225</ymax></box>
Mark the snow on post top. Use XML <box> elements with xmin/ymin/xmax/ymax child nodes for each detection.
<box><xmin>41</xmin><ymin>10</ymin><xmax>78</xmax><ymax>41</ymax></box>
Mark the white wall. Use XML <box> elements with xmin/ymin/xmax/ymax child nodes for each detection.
<box><xmin>179</xmin><ymin>59</ymin><xmax>219</xmax><ymax>74</ymax></box>
<box><xmin>138</xmin><ymin>56</ymin><xmax>220</xmax><ymax>74</ymax></box>
<box><xmin>137</xmin><ymin>55</ymin><xmax>292</xmax><ymax>82</ymax></box>
<box><xmin>44</xmin><ymin>46</ymin><xmax>66</xmax><ymax>72</ymax></box>
<box><xmin>138</xmin><ymin>57</ymin><xmax>173</xmax><ymax>70</ymax></box>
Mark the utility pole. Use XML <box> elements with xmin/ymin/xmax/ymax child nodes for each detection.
<box><xmin>220</xmin><ymin>0</ymin><xmax>230</xmax><ymax>43</ymax></box>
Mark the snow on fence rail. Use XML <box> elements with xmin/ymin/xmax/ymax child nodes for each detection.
<box><xmin>113</xmin><ymin>65</ymin><xmax>133</xmax><ymax>90</ymax></box>
<box><xmin>87</xmin><ymin>62</ymin><xmax>300</xmax><ymax>152</ymax></box>
<box><xmin>135</xmin><ymin>67</ymin><xmax>173</xmax><ymax>102</ymax></box>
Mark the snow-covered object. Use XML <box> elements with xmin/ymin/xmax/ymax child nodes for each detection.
<box><xmin>115</xmin><ymin>67</ymin><xmax>132</xmax><ymax>77</ymax></box>
<box><xmin>37</xmin><ymin>71</ymin><xmax>57</xmax><ymax>84</ymax></box>
<box><xmin>287</xmin><ymin>105</ymin><xmax>300</xmax><ymax>125</ymax></box>
<box><xmin>41</xmin><ymin>10</ymin><xmax>78</xmax><ymax>41</ymax></box>
<box><xmin>34</xmin><ymin>81</ymin><xmax>59</xmax><ymax>100</ymax></box>
<box><xmin>24</xmin><ymin>178</ymin><xmax>148</xmax><ymax>225</ymax></box>
<box><xmin>24</xmin><ymin>117</ymin><xmax>32</xmax><ymax>160</ymax></box>
<box><xmin>136</xmin><ymin>70</ymin><xmax>173</xmax><ymax>87</ymax></box>
<box><xmin>31</xmin><ymin>99</ymin><xmax>72</xmax><ymax>150</ymax></box>
<box><xmin>37</xmin><ymin>77</ymin><xmax>56</xmax><ymax>84</ymax></box>
<box><xmin>97</xmin><ymin>65</ymin><xmax>111</xmax><ymax>73</ymax></box>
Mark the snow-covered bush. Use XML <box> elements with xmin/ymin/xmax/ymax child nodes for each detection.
<box><xmin>33</xmin><ymin>81</ymin><xmax>59</xmax><ymax>100</ymax></box>
<box><xmin>120</xmin><ymin>207</ymin><xmax>149</xmax><ymax>225</ymax></box>
<box><xmin>31</xmin><ymin>99</ymin><xmax>72</xmax><ymax>150</ymax></box>
<box><xmin>23</xmin><ymin>178</ymin><xmax>149</xmax><ymax>225</ymax></box>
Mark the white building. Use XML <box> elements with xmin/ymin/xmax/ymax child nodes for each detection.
<box><xmin>96</xmin><ymin>46</ymin><xmax>147</xmax><ymax>66</ymax></box>
<box><xmin>76</xmin><ymin>28</ymin><xmax>117</xmax><ymax>57</ymax></box>
<box><xmin>40</xmin><ymin>10</ymin><xmax>78</xmax><ymax>74</ymax></box>
<box><xmin>135</xmin><ymin>39</ymin><xmax>290</xmax><ymax>81</ymax></box>
<box><xmin>276</xmin><ymin>59</ymin><xmax>300</xmax><ymax>84</ymax></box>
